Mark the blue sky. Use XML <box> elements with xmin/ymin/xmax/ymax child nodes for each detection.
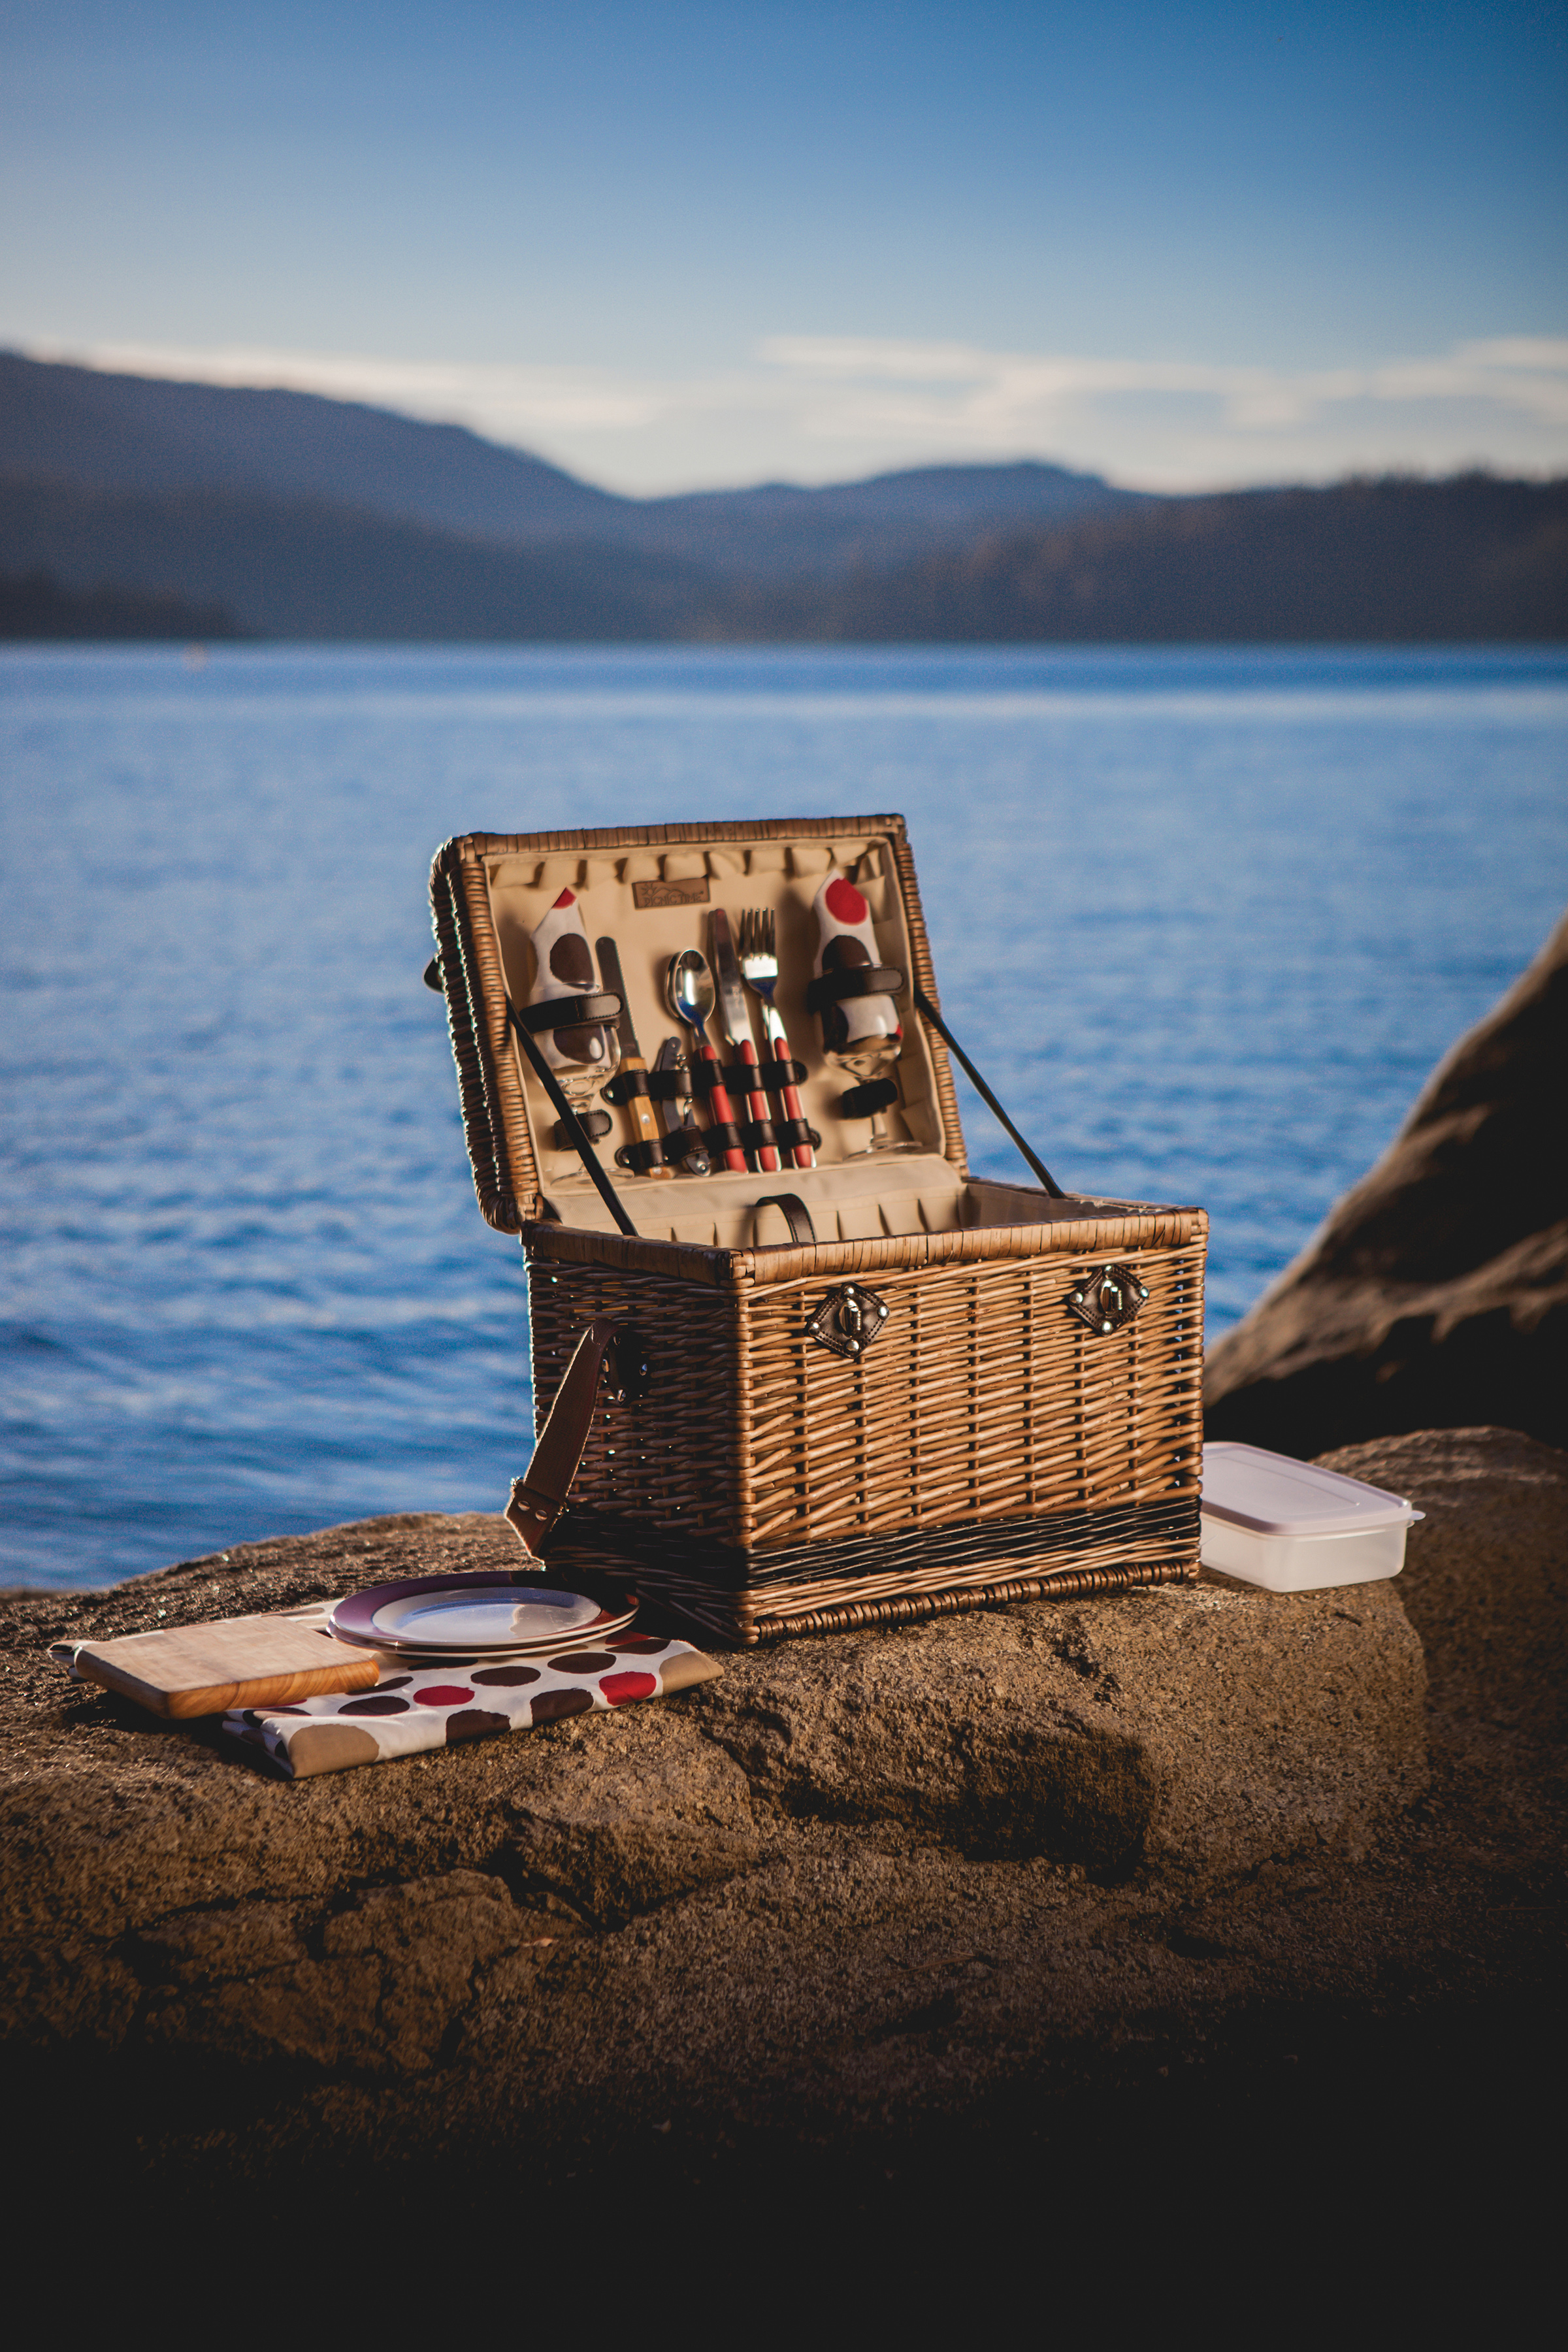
<box><xmin>3</xmin><ymin>0</ymin><xmax>1565</xmax><ymax>491</ymax></box>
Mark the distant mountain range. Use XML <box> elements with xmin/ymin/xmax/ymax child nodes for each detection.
<box><xmin>0</xmin><ymin>351</ymin><xmax>1135</xmax><ymax>577</ymax></box>
<box><xmin>2</xmin><ymin>351</ymin><xmax>1563</xmax><ymax>642</ymax></box>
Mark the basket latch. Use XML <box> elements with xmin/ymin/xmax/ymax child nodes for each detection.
<box><xmin>1066</xmin><ymin>1264</ymin><xmax>1149</xmax><ymax>1336</ymax></box>
<box><xmin>807</xmin><ymin>1282</ymin><xmax>890</xmax><ymax>1362</ymax></box>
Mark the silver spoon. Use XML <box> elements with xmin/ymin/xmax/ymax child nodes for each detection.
<box><xmin>666</xmin><ymin>951</ymin><xmax>747</xmax><ymax>1171</ymax></box>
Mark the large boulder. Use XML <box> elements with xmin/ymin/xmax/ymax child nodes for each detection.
<box><xmin>1</xmin><ymin>1443</ymin><xmax>1562</xmax><ymax>2252</ymax></box>
<box><xmin>1205</xmin><ymin>909</ymin><xmax>1568</xmax><ymax>1454</ymax></box>
<box><xmin>1318</xmin><ymin>1424</ymin><xmax>1568</xmax><ymax>1745</ymax></box>
<box><xmin>0</xmin><ymin>1511</ymin><xmax>1425</xmax><ymax>2071</ymax></box>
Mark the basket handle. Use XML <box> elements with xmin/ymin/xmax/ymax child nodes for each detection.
<box><xmin>911</xmin><ymin>985</ymin><xmax>1065</xmax><ymax>1200</ymax></box>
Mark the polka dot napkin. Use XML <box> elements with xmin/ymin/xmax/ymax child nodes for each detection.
<box><xmin>222</xmin><ymin>1624</ymin><xmax>721</xmax><ymax>1780</ymax></box>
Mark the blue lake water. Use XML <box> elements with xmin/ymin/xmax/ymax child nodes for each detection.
<box><xmin>3</xmin><ymin>643</ymin><xmax>1565</xmax><ymax>1592</ymax></box>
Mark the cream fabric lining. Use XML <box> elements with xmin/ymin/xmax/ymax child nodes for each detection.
<box><xmin>485</xmin><ymin>830</ymin><xmax>951</xmax><ymax>1193</ymax></box>
<box><xmin>532</xmin><ymin>1160</ymin><xmax>1119</xmax><ymax>1249</ymax></box>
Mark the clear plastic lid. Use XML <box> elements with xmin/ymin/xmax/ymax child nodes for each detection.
<box><xmin>1200</xmin><ymin>1441</ymin><xmax>1422</xmax><ymax>1537</ymax></box>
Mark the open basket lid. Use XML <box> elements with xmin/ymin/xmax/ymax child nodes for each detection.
<box><xmin>1200</xmin><ymin>1442</ymin><xmax>1423</xmax><ymax>1537</ymax></box>
<box><xmin>428</xmin><ymin>814</ymin><xmax>971</xmax><ymax>1235</ymax></box>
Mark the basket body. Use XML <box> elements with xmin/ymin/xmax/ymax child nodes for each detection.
<box><xmin>431</xmin><ymin>816</ymin><xmax>1206</xmax><ymax>1645</ymax></box>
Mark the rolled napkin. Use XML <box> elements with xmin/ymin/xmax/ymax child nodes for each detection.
<box><xmin>528</xmin><ymin>887</ymin><xmax>612</xmax><ymax>1074</ymax></box>
<box><xmin>811</xmin><ymin>870</ymin><xmax>902</xmax><ymax>1061</ymax></box>
<box><xmin>223</xmin><ymin>1628</ymin><xmax>720</xmax><ymax>1780</ymax></box>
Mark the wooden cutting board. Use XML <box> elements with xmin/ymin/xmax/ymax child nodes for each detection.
<box><xmin>56</xmin><ymin>1603</ymin><xmax>380</xmax><ymax>1719</ymax></box>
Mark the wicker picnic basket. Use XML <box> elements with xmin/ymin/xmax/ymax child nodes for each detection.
<box><xmin>429</xmin><ymin>815</ymin><xmax>1205</xmax><ymax>1646</ymax></box>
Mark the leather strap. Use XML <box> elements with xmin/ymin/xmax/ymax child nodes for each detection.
<box><xmin>555</xmin><ymin>1108</ymin><xmax>612</xmax><ymax>1149</ymax></box>
<box><xmin>805</xmin><ymin>964</ymin><xmax>906</xmax><ymax>1014</ymax></box>
<box><xmin>911</xmin><ymin>984</ymin><xmax>1065</xmax><ymax>1200</ymax></box>
<box><xmin>506</xmin><ymin>1318</ymin><xmax>620</xmax><ymax>1556</ymax></box>
<box><xmin>514</xmin><ymin>991</ymin><xmax>623</xmax><ymax>1034</ymax></box>
<box><xmin>838</xmin><ymin>1077</ymin><xmax>900</xmax><ymax>1119</ymax></box>
<box><xmin>604</xmin><ymin>1066</ymin><xmax>683</xmax><ymax>1104</ymax></box>
<box><xmin>753</xmin><ymin>1192</ymin><xmax>817</xmax><ymax>1246</ymax></box>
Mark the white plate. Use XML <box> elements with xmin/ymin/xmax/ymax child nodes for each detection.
<box><xmin>357</xmin><ymin>1614</ymin><xmax>639</xmax><ymax>1662</ymax></box>
<box><xmin>327</xmin><ymin>1569</ymin><xmax>636</xmax><ymax>1660</ymax></box>
<box><xmin>370</xmin><ymin>1589</ymin><xmax>605</xmax><ymax>1649</ymax></box>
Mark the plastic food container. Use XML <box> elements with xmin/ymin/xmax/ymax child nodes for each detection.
<box><xmin>1199</xmin><ymin>1442</ymin><xmax>1423</xmax><ymax>1592</ymax></box>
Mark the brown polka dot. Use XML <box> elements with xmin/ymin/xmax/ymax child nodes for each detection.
<box><xmin>471</xmin><ymin>1663</ymin><xmax>542</xmax><ymax>1687</ymax></box>
<box><xmin>610</xmin><ymin>1636</ymin><xmax>667</xmax><ymax>1654</ymax></box>
<box><xmin>340</xmin><ymin>1694</ymin><xmax>410</xmax><ymax>1716</ymax></box>
<box><xmin>547</xmin><ymin>1650</ymin><xmax>617</xmax><ymax>1673</ymax></box>
<box><xmin>443</xmin><ymin>1708</ymin><xmax>512</xmax><ymax>1744</ymax></box>
<box><xmin>549</xmin><ymin>933</ymin><xmax>593</xmax><ymax>985</ymax></box>
<box><xmin>531</xmin><ymin>1688</ymin><xmax>594</xmax><ymax>1725</ymax></box>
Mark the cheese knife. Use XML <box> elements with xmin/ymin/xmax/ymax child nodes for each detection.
<box><xmin>710</xmin><ymin>907</ymin><xmax>779</xmax><ymax>1173</ymax></box>
<box><xmin>596</xmin><ymin>936</ymin><xmax>673</xmax><ymax>1179</ymax></box>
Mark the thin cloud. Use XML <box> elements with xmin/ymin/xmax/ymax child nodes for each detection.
<box><xmin>759</xmin><ymin>336</ymin><xmax>1568</xmax><ymax>435</ymax></box>
<box><xmin>20</xmin><ymin>331</ymin><xmax>1568</xmax><ymax>491</ymax></box>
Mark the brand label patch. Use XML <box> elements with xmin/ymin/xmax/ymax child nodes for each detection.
<box><xmin>632</xmin><ymin>877</ymin><xmax>711</xmax><ymax>907</ymax></box>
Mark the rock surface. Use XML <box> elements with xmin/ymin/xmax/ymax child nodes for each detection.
<box><xmin>2</xmin><ymin>1435</ymin><xmax>1561</xmax><ymax>2268</ymax></box>
<box><xmin>0</xmin><ymin>1515</ymin><xmax>1424</xmax><ymax>2065</ymax></box>
<box><xmin>1205</xmin><ymin>909</ymin><xmax>1568</xmax><ymax>1454</ymax></box>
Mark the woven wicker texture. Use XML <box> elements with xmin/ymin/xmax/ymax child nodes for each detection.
<box><xmin>433</xmin><ymin>815</ymin><xmax>1208</xmax><ymax>1646</ymax></box>
<box><xmin>527</xmin><ymin>1226</ymin><xmax>1205</xmax><ymax>1642</ymax></box>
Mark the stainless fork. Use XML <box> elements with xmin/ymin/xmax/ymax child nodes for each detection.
<box><xmin>738</xmin><ymin>908</ymin><xmax>814</xmax><ymax>1169</ymax></box>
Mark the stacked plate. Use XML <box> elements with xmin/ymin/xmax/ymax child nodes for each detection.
<box><xmin>328</xmin><ymin>1569</ymin><xmax>637</xmax><ymax>1661</ymax></box>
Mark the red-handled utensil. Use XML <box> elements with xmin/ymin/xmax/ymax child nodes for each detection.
<box><xmin>666</xmin><ymin>950</ymin><xmax>748</xmax><ymax>1173</ymax></box>
<box><xmin>710</xmin><ymin>908</ymin><xmax>779</xmax><ymax>1172</ymax></box>
<box><xmin>738</xmin><ymin>907</ymin><xmax>814</xmax><ymax>1169</ymax></box>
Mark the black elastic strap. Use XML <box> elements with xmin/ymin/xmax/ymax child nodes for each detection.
<box><xmin>805</xmin><ymin>965</ymin><xmax>906</xmax><ymax>1015</ymax></box>
<box><xmin>912</xmin><ymin>985</ymin><xmax>1066</xmax><ymax>1200</ymax></box>
<box><xmin>776</xmin><ymin>1117</ymin><xmax>821</xmax><ymax>1151</ymax></box>
<box><xmin>753</xmin><ymin>1193</ymin><xmax>817</xmax><ymax>1245</ymax></box>
<box><xmin>839</xmin><ymin>1077</ymin><xmax>900</xmax><ymax>1119</ymax></box>
<box><xmin>686</xmin><ymin>1057</ymin><xmax>809</xmax><ymax>1095</ymax></box>
<box><xmin>515</xmin><ymin>991</ymin><xmax>622</xmax><ymax>1034</ymax></box>
<box><xmin>603</xmin><ymin>1066</ymin><xmax>684</xmax><ymax>1105</ymax></box>
<box><xmin>556</xmin><ymin>1109</ymin><xmax>611</xmax><ymax>1150</ymax></box>
<box><xmin>615</xmin><ymin>1130</ymin><xmax>698</xmax><ymax>1173</ymax></box>
<box><xmin>507</xmin><ymin>1001</ymin><xmax>640</xmax><ymax>1237</ymax></box>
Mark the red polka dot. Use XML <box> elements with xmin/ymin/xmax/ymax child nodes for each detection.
<box><xmin>412</xmin><ymin>1684</ymin><xmax>474</xmax><ymax>1707</ymax></box>
<box><xmin>600</xmin><ymin>1671</ymin><xmax>658</xmax><ymax>1705</ymax></box>
<box><xmin>825</xmin><ymin>876</ymin><xmax>867</xmax><ymax>926</ymax></box>
<box><xmin>551</xmin><ymin>887</ymin><xmax>576</xmax><ymax>907</ymax></box>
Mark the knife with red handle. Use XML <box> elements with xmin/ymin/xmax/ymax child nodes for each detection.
<box><xmin>710</xmin><ymin>909</ymin><xmax>779</xmax><ymax>1173</ymax></box>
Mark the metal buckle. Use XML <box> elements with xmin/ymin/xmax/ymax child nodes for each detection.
<box><xmin>1066</xmin><ymin>1263</ymin><xmax>1149</xmax><ymax>1336</ymax></box>
<box><xmin>806</xmin><ymin>1282</ymin><xmax>890</xmax><ymax>1362</ymax></box>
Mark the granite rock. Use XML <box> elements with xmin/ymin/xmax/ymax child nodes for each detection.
<box><xmin>1319</xmin><ymin>1424</ymin><xmax>1567</xmax><ymax>1740</ymax></box>
<box><xmin>1205</xmin><ymin>908</ymin><xmax>1568</xmax><ymax>1453</ymax></box>
<box><xmin>1</xmin><ymin>1509</ymin><xmax>1422</xmax><ymax>2074</ymax></box>
<box><xmin>3</xmin><ymin>1439</ymin><xmax>1561</xmax><ymax>2253</ymax></box>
